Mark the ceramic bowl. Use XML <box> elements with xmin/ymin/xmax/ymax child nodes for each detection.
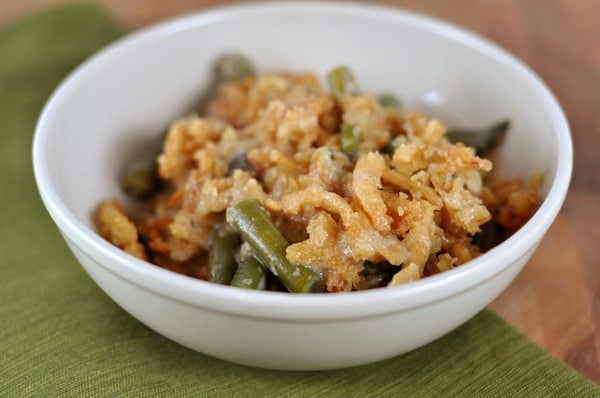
<box><xmin>33</xmin><ymin>2</ymin><xmax>572</xmax><ymax>370</ymax></box>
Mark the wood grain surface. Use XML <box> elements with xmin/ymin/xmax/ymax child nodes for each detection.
<box><xmin>3</xmin><ymin>0</ymin><xmax>599</xmax><ymax>384</ymax></box>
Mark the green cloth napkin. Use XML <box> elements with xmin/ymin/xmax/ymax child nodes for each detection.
<box><xmin>0</xmin><ymin>3</ymin><xmax>598</xmax><ymax>397</ymax></box>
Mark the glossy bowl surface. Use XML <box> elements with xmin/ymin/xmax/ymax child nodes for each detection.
<box><xmin>33</xmin><ymin>2</ymin><xmax>572</xmax><ymax>370</ymax></box>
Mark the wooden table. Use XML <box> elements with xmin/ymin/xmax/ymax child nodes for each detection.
<box><xmin>4</xmin><ymin>0</ymin><xmax>599</xmax><ymax>384</ymax></box>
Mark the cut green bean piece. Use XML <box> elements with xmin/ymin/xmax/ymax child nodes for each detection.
<box><xmin>326</xmin><ymin>66</ymin><xmax>358</xmax><ymax>99</ymax></box>
<box><xmin>120</xmin><ymin>141</ymin><xmax>162</xmax><ymax>200</ymax></box>
<box><xmin>473</xmin><ymin>221</ymin><xmax>505</xmax><ymax>253</ymax></box>
<box><xmin>231</xmin><ymin>254</ymin><xmax>267</xmax><ymax>290</ymax></box>
<box><xmin>356</xmin><ymin>262</ymin><xmax>397</xmax><ymax>290</ymax></box>
<box><xmin>378</xmin><ymin>93</ymin><xmax>401</xmax><ymax>109</ymax></box>
<box><xmin>121</xmin><ymin>164</ymin><xmax>158</xmax><ymax>199</ymax></box>
<box><xmin>226</xmin><ymin>199</ymin><xmax>325</xmax><ymax>293</ymax></box>
<box><xmin>198</xmin><ymin>53</ymin><xmax>254</xmax><ymax>111</ymax></box>
<box><xmin>446</xmin><ymin>120</ymin><xmax>510</xmax><ymax>155</ymax></box>
<box><xmin>341</xmin><ymin>122</ymin><xmax>361</xmax><ymax>155</ymax></box>
<box><xmin>207</xmin><ymin>223</ymin><xmax>241</xmax><ymax>285</ymax></box>
<box><xmin>216</xmin><ymin>53</ymin><xmax>255</xmax><ymax>82</ymax></box>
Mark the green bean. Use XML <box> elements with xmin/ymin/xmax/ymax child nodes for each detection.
<box><xmin>121</xmin><ymin>164</ymin><xmax>158</xmax><ymax>199</ymax></box>
<box><xmin>207</xmin><ymin>223</ymin><xmax>241</xmax><ymax>285</ymax></box>
<box><xmin>378</xmin><ymin>93</ymin><xmax>401</xmax><ymax>109</ymax></box>
<box><xmin>356</xmin><ymin>262</ymin><xmax>397</xmax><ymax>290</ymax></box>
<box><xmin>120</xmin><ymin>141</ymin><xmax>162</xmax><ymax>200</ymax></box>
<box><xmin>231</xmin><ymin>254</ymin><xmax>267</xmax><ymax>290</ymax></box>
<box><xmin>225</xmin><ymin>199</ymin><xmax>325</xmax><ymax>293</ymax></box>
<box><xmin>326</xmin><ymin>66</ymin><xmax>358</xmax><ymax>99</ymax></box>
<box><xmin>341</xmin><ymin>122</ymin><xmax>361</xmax><ymax>155</ymax></box>
<box><xmin>215</xmin><ymin>53</ymin><xmax>255</xmax><ymax>82</ymax></box>
<box><xmin>446</xmin><ymin>119</ymin><xmax>510</xmax><ymax>155</ymax></box>
<box><xmin>198</xmin><ymin>53</ymin><xmax>256</xmax><ymax>112</ymax></box>
<box><xmin>473</xmin><ymin>221</ymin><xmax>505</xmax><ymax>253</ymax></box>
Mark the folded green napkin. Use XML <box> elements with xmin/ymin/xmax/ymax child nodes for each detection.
<box><xmin>0</xmin><ymin>4</ymin><xmax>597</xmax><ymax>396</ymax></box>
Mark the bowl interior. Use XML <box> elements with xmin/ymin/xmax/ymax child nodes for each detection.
<box><xmin>36</xmin><ymin>3</ymin><xmax>569</xmax><ymax>288</ymax></box>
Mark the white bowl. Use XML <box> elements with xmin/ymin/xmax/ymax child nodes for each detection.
<box><xmin>33</xmin><ymin>2</ymin><xmax>572</xmax><ymax>370</ymax></box>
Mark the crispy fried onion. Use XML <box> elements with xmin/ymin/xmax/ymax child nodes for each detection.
<box><xmin>95</xmin><ymin>200</ymin><xmax>147</xmax><ymax>260</ymax></box>
<box><xmin>266</xmin><ymin>178</ymin><xmax>443</xmax><ymax>291</ymax></box>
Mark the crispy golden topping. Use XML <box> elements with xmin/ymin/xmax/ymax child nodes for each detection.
<box><xmin>96</xmin><ymin>69</ymin><xmax>540</xmax><ymax>292</ymax></box>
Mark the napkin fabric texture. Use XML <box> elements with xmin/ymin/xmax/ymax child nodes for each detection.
<box><xmin>0</xmin><ymin>4</ymin><xmax>598</xmax><ymax>397</ymax></box>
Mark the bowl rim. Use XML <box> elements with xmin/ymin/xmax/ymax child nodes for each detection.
<box><xmin>32</xmin><ymin>1</ymin><xmax>573</xmax><ymax>321</ymax></box>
